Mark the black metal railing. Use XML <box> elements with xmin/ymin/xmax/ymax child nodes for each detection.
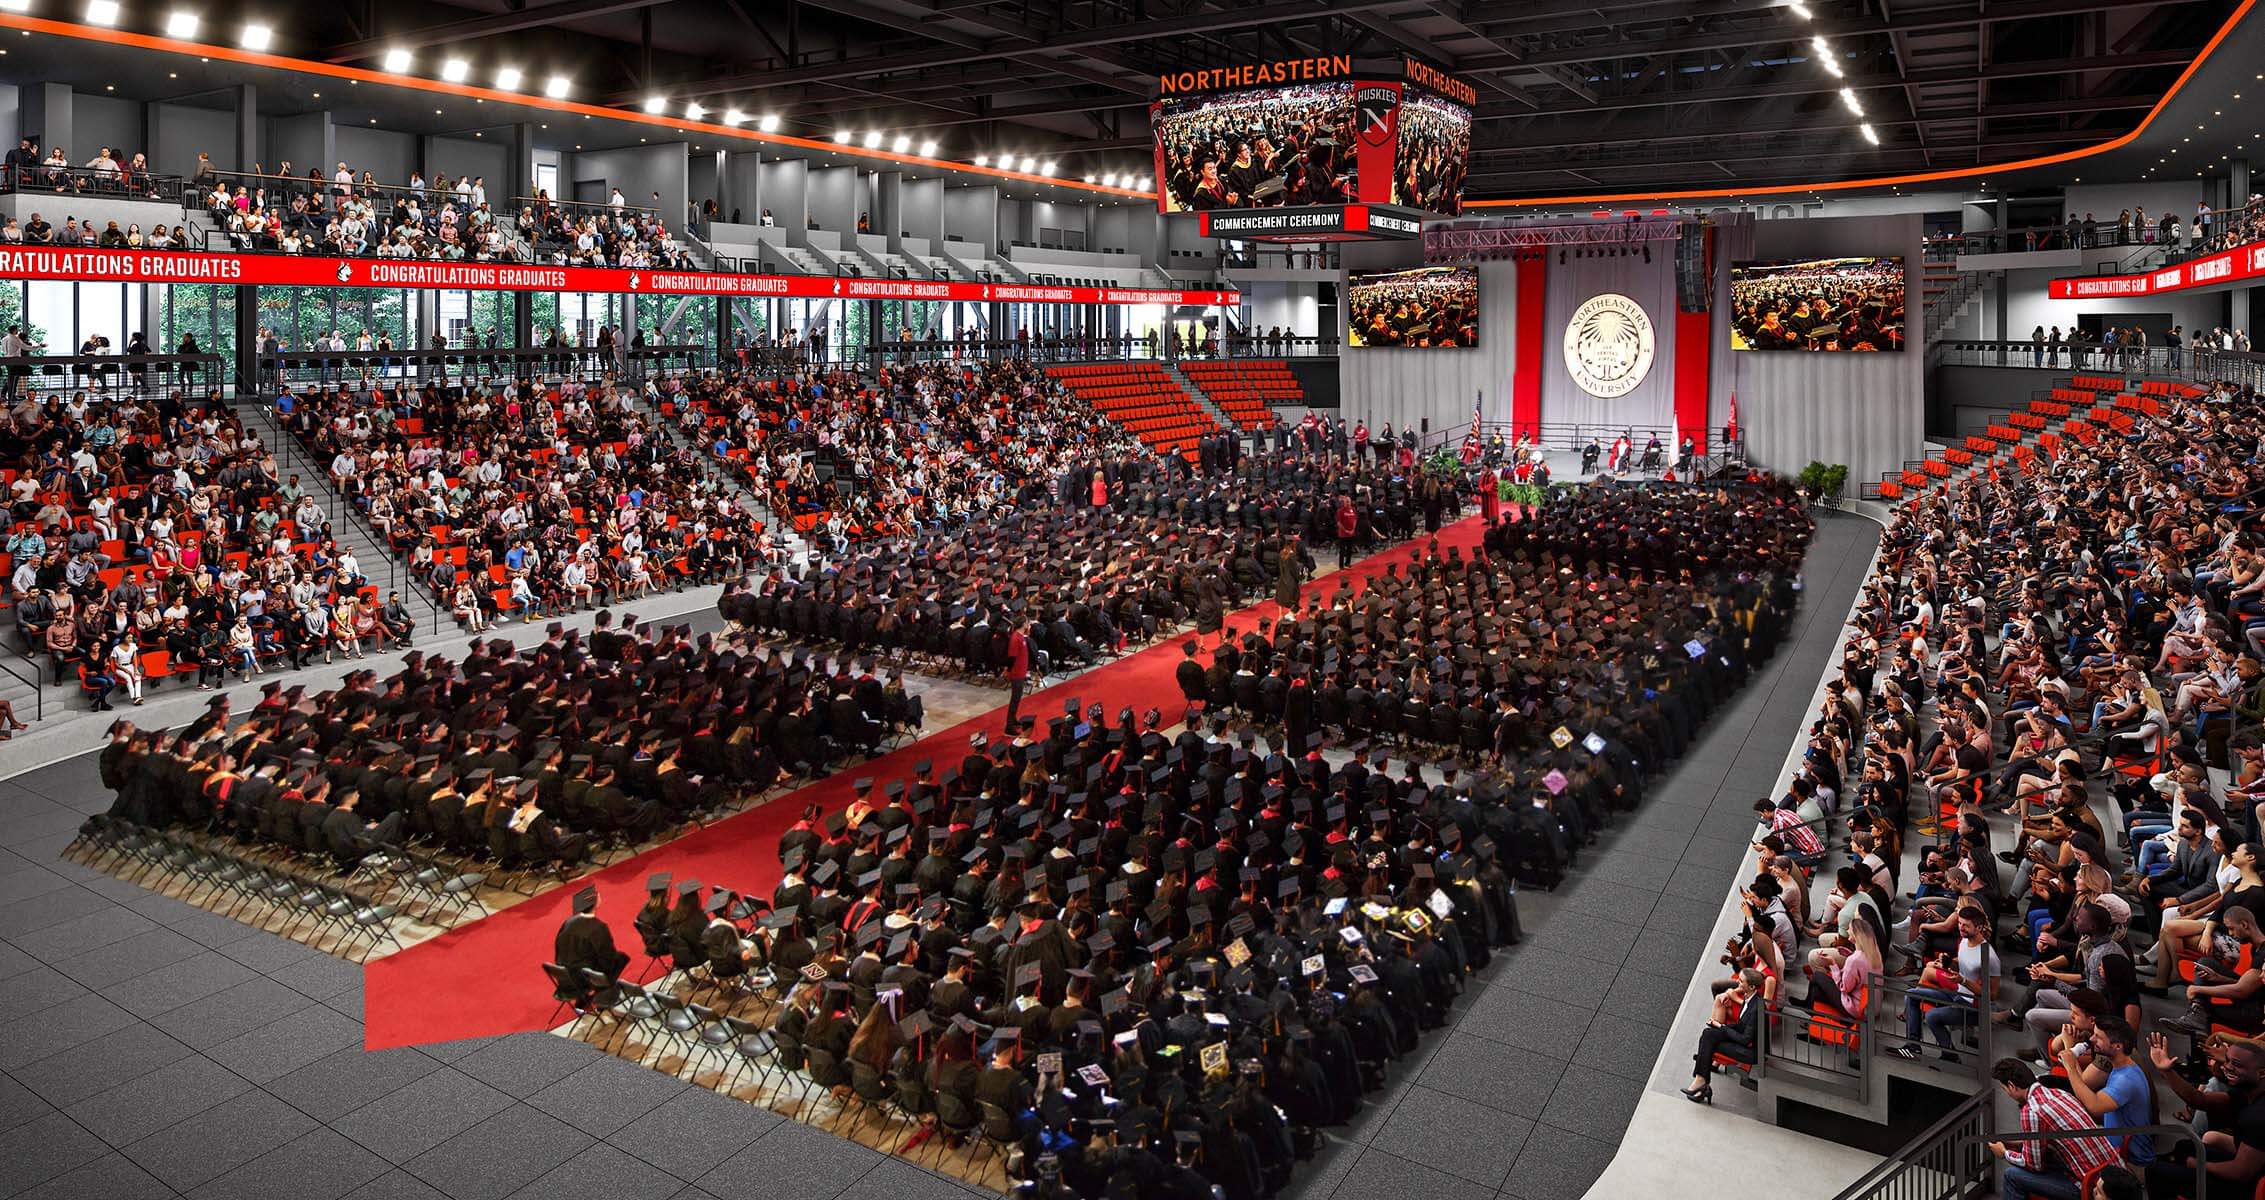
<box><xmin>0</xmin><ymin>163</ymin><xmax>187</xmax><ymax>205</ymax></box>
<box><xmin>257</xmin><ymin>344</ymin><xmax>709</xmax><ymax>393</ymax></box>
<box><xmin>1925</xmin><ymin>199</ymin><xmax>2265</xmax><ymax>261</ymax></box>
<box><xmin>0</xmin><ymin>352</ymin><xmax>228</xmax><ymax>396</ymax></box>
<box><xmin>1827</xmin><ymin>1091</ymin><xmax>1993</xmax><ymax>1200</ymax></box>
<box><xmin>1929</xmin><ymin>340</ymin><xmax>2265</xmax><ymax>391</ymax></box>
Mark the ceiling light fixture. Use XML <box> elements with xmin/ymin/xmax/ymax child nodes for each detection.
<box><xmin>440</xmin><ymin>58</ymin><xmax>469</xmax><ymax>83</ymax></box>
<box><xmin>1840</xmin><ymin>87</ymin><xmax>1862</xmax><ymax>115</ymax></box>
<box><xmin>685</xmin><ymin>101</ymin><xmax>707</xmax><ymax>120</ymax></box>
<box><xmin>643</xmin><ymin>95</ymin><xmax>667</xmax><ymax>114</ymax></box>
<box><xmin>1019</xmin><ymin>155</ymin><xmax>1036</xmax><ymax>172</ymax></box>
<box><xmin>1859</xmin><ymin>122</ymin><xmax>1879</xmax><ymax>145</ymax></box>
<box><xmin>974</xmin><ymin>154</ymin><xmax>990</xmax><ymax>167</ymax></box>
<box><xmin>238</xmin><ymin>21</ymin><xmax>271</xmax><ymax>50</ymax></box>
<box><xmin>834</xmin><ymin>130</ymin><xmax>853</xmax><ymax>144</ymax></box>
<box><xmin>164</xmin><ymin>11</ymin><xmax>198</xmax><ymax>37</ymax></box>
<box><xmin>758</xmin><ymin>113</ymin><xmax>780</xmax><ymax>133</ymax></box>
<box><xmin>83</xmin><ymin>0</ymin><xmax>118</xmax><ymax>24</ymax></box>
<box><xmin>918</xmin><ymin>139</ymin><xmax>936</xmax><ymax>156</ymax></box>
<box><xmin>544</xmin><ymin>75</ymin><xmax>570</xmax><ymax>99</ymax></box>
<box><xmin>382</xmin><ymin>48</ymin><xmax>412</xmax><ymax>73</ymax></box>
<box><xmin>862</xmin><ymin>130</ymin><xmax>882</xmax><ymax>148</ymax></box>
<box><xmin>723</xmin><ymin>108</ymin><xmax>745</xmax><ymax>126</ymax></box>
<box><xmin>892</xmin><ymin>134</ymin><xmax>910</xmax><ymax>153</ymax></box>
<box><xmin>494</xmin><ymin>66</ymin><xmax>521</xmax><ymax>90</ymax></box>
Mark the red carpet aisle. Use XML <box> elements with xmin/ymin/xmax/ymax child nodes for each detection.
<box><xmin>364</xmin><ymin>512</ymin><xmax>1494</xmax><ymax>1050</ymax></box>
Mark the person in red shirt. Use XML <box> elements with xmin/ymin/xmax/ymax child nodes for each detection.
<box><xmin>1005</xmin><ymin>621</ymin><xmax>1032</xmax><ymax>727</ymax></box>
<box><xmin>1478</xmin><ymin>466</ymin><xmax>1501</xmax><ymax>526</ymax></box>
<box><xmin>1334</xmin><ymin>495</ymin><xmax>1359</xmax><ymax>570</ymax></box>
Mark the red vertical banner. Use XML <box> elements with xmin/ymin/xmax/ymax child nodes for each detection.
<box><xmin>1353</xmin><ymin>82</ymin><xmax>1403</xmax><ymax>205</ymax></box>
<box><xmin>1511</xmin><ymin>251</ymin><xmax>1546</xmax><ymax>438</ymax></box>
<box><xmin>1673</xmin><ymin>308</ymin><xmax>1712</xmax><ymax>451</ymax></box>
<box><xmin>1672</xmin><ymin>226</ymin><xmax>1714</xmax><ymax>450</ymax></box>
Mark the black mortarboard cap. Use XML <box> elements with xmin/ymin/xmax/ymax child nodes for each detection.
<box><xmin>572</xmin><ymin>885</ymin><xmax>598</xmax><ymax>913</ymax></box>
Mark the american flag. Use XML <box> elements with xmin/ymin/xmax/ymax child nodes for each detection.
<box><xmin>1460</xmin><ymin>398</ymin><xmax>1484</xmax><ymax>463</ymax></box>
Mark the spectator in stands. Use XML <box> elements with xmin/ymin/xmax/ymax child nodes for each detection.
<box><xmin>1989</xmin><ymin>1057</ymin><xmax>2127</xmax><ymax>1200</ymax></box>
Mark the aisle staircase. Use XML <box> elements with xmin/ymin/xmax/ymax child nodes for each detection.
<box><xmin>1865</xmin><ymin>372</ymin><xmax>2199</xmax><ymax>504</ymax></box>
<box><xmin>1160</xmin><ymin>362</ymin><xmax>1239</xmax><ymax>434</ymax></box>
<box><xmin>237</xmin><ymin>399</ymin><xmax>445</xmax><ymax>635</ymax></box>
<box><xmin>1174</xmin><ymin>359</ymin><xmax>1298</xmax><ymax>431</ymax></box>
<box><xmin>1043</xmin><ymin>362</ymin><xmax>1221</xmax><ymax>460</ymax></box>
<box><xmin>638</xmin><ymin>388</ymin><xmax>811</xmax><ymax>568</ymax></box>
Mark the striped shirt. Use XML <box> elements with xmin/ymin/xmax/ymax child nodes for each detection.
<box><xmin>1769</xmin><ymin>806</ymin><xmax>1824</xmax><ymax>856</ymax></box>
<box><xmin>2007</xmin><ymin>1083</ymin><xmax>2124</xmax><ymax>1178</ymax></box>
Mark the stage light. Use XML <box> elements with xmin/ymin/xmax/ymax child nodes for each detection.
<box><xmin>862</xmin><ymin>130</ymin><xmax>882</xmax><ymax>149</ymax></box>
<box><xmin>1839</xmin><ymin>87</ymin><xmax>1862</xmax><ymax>115</ymax></box>
<box><xmin>892</xmin><ymin>135</ymin><xmax>909</xmax><ymax>153</ymax></box>
<box><xmin>440</xmin><ymin>58</ymin><xmax>470</xmax><ymax>83</ymax></box>
<box><xmin>1787</xmin><ymin>1</ymin><xmax>1812</xmax><ymax>16</ymax></box>
<box><xmin>834</xmin><ymin>130</ymin><xmax>854</xmax><ymax>144</ymax></box>
<box><xmin>1102</xmin><ymin>172</ymin><xmax>1119</xmax><ymax>187</ymax></box>
<box><xmin>685</xmin><ymin>102</ymin><xmax>707</xmax><ymax>120</ymax></box>
<box><xmin>643</xmin><ymin>95</ymin><xmax>667</xmax><ymax>114</ymax></box>
<box><xmin>1040</xmin><ymin>160</ymin><xmax>1057</xmax><ymax>176</ymax></box>
<box><xmin>494</xmin><ymin>66</ymin><xmax>522</xmax><ymax>91</ymax></box>
<box><xmin>723</xmin><ymin>108</ymin><xmax>745</xmax><ymax>126</ymax></box>
<box><xmin>1859</xmin><ymin>122</ymin><xmax>1879</xmax><ymax>145</ymax></box>
<box><xmin>1084</xmin><ymin>173</ymin><xmax>1096</xmax><ymax>183</ymax></box>
<box><xmin>383</xmin><ymin>48</ymin><xmax>413</xmax><ymax>73</ymax></box>
<box><xmin>238</xmin><ymin>21</ymin><xmax>271</xmax><ymax>49</ymax></box>
<box><xmin>164</xmin><ymin>11</ymin><xmax>198</xmax><ymax>38</ymax></box>
<box><xmin>759</xmin><ymin>113</ymin><xmax>780</xmax><ymax>133</ymax></box>
<box><xmin>83</xmin><ymin>0</ymin><xmax>118</xmax><ymax>24</ymax></box>
<box><xmin>1137</xmin><ymin>176</ymin><xmax>1151</xmax><ymax>190</ymax></box>
<box><xmin>1019</xmin><ymin>156</ymin><xmax>1036</xmax><ymax>172</ymax></box>
<box><xmin>974</xmin><ymin>154</ymin><xmax>989</xmax><ymax>167</ymax></box>
<box><xmin>544</xmin><ymin>75</ymin><xmax>571</xmax><ymax>98</ymax></box>
<box><xmin>918</xmin><ymin>139</ymin><xmax>936</xmax><ymax>156</ymax></box>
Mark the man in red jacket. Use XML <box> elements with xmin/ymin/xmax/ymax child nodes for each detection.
<box><xmin>1333</xmin><ymin>495</ymin><xmax>1359</xmax><ymax>570</ymax></box>
<box><xmin>1005</xmin><ymin>620</ymin><xmax>1032</xmax><ymax>728</ymax></box>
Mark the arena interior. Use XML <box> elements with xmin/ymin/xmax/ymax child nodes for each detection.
<box><xmin>0</xmin><ymin>3</ymin><xmax>2261</xmax><ymax>1199</ymax></box>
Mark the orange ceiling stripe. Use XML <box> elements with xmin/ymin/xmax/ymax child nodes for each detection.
<box><xmin>0</xmin><ymin>11</ymin><xmax>1150</xmax><ymax>200</ymax></box>
<box><xmin>1463</xmin><ymin>0</ymin><xmax>2256</xmax><ymax>209</ymax></box>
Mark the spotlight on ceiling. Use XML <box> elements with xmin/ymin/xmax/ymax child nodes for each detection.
<box><xmin>238</xmin><ymin>21</ymin><xmax>271</xmax><ymax>49</ymax></box>
<box><xmin>83</xmin><ymin>0</ymin><xmax>118</xmax><ymax>24</ymax></box>
<box><xmin>723</xmin><ymin>108</ymin><xmax>746</xmax><ymax>126</ymax></box>
<box><xmin>1839</xmin><ymin>87</ymin><xmax>1862</xmax><ymax>115</ymax></box>
<box><xmin>164</xmin><ymin>11</ymin><xmax>198</xmax><ymax>38</ymax></box>
<box><xmin>1019</xmin><ymin>155</ymin><xmax>1036</xmax><ymax>172</ymax></box>
<box><xmin>862</xmin><ymin>130</ymin><xmax>882</xmax><ymax>149</ymax></box>
<box><xmin>833</xmin><ymin>130</ymin><xmax>854</xmax><ymax>144</ymax></box>
<box><xmin>544</xmin><ymin>75</ymin><xmax>571</xmax><ymax>99</ymax></box>
<box><xmin>440</xmin><ymin>58</ymin><xmax>470</xmax><ymax>83</ymax></box>
<box><xmin>918</xmin><ymin>139</ymin><xmax>936</xmax><ymax>156</ymax></box>
<box><xmin>974</xmin><ymin>154</ymin><xmax>990</xmax><ymax>167</ymax></box>
<box><xmin>1859</xmin><ymin>122</ymin><xmax>1879</xmax><ymax>145</ymax></box>
<box><xmin>758</xmin><ymin>113</ymin><xmax>780</xmax><ymax>133</ymax></box>
<box><xmin>382</xmin><ymin>48</ymin><xmax>413</xmax><ymax>73</ymax></box>
<box><xmin>1040</xmin><ymin>160</ymin><xmax>1057</xmax><ymax>176</ymax></box>
<box><xmin>643</xmin><ymin>95</ymin><xmax>667</xmax><ymax>114</ymax></box>
<box><xmin>493</xmin><ymin>66</ymin><xmax>522</xmax><ymax>91</ymax></box>
<box><xmin>685</xmin><ymin>102</ymin><xmax>707</xmax><ymax>120</ymax></box>
<box><xmin>892</xmin><ymin>134</ymin><xmax>909</xmax><ymax>153</ymax></box>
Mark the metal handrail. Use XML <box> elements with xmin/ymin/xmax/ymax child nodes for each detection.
<box><xmin>0</xmin><ymin>643</ymin><xmax>43</xmax><ymax>722</ymax></box>
<box><xmin>0</xmin><ymin>163</ymin><xmax>186</xmax><ymax>204</ymax></box>
<box><xmin>1828</xmin><ymin>1089</ymin><xmax>1993</xmax><ymax>1200</ymax></box>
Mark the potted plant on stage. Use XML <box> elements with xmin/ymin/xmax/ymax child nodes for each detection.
<box><xmin>1797</xmin><ymin>461</ymin><xmax>1849</xmax><ymax>506</ymax></box>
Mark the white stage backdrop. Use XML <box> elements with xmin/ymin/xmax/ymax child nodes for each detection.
<box><xmin>1707</xmin><ymin>213</ymin><xmax>1925</xmax><ymax>488</ymax></box>
<box><xmin>1334</xmin><ymin>255</ymin><xmax>1519</xmax><ymax>438</ymax></box>
<box><xmin>1539</xmin><ymin>248</ymin><xmax>1679</xmax><ymax>432</ymax></box>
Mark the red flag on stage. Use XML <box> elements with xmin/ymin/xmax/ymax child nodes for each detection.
<box><xmin>1725</xmin><ymin>391</ymin><xmax>1739</xmax><ymax>444</ymax></box>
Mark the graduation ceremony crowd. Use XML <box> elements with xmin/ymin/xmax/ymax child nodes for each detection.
<box><xmin>1346</xmin><ymin>269</ymin><xmax>1482</xmax><ymax>349</ymax></box>
<box><xmin>1728</xmin><ymin>258</ymin><xmax>1907</xmax><ymax>353</ymax></box>
<box><xmin>1673</xmin><ymin>372</ymin><xmax>2265</xmax><ymax>1200</ymax></box>
<box><xmin>1154</xmin><ymin>84</ymin><xmax>1358</xmax><ymax>213</ymax></box>
<box><xmin>68</xmin><ymin>338</ymin><xmax>1835</xmax><ymax>1198</ymax></box>
<box><xmin>544</xmin><ymin>466</ymin><xmax>1820</xmax><ymax>1199</ymax></box>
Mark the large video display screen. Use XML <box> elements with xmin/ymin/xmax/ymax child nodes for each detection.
<box><xmin>1345</xmin><ymin>265</ymin><xmax>1480</xmax><ymax>348</ymax></box>
<box><xmin>1729</xmin><ymin>256</ymin><xmax>1907</xmax><ymax>352</ymax></box>
<box><xmin>1153</xmin><ymin>83</ymin><xmax>1362</xmax><ymax>213</ymax></box>
<box><xmin>1395</xmin><ymin>90</ymin><xmax>1471</xmax><ymax>216</ymax></box>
